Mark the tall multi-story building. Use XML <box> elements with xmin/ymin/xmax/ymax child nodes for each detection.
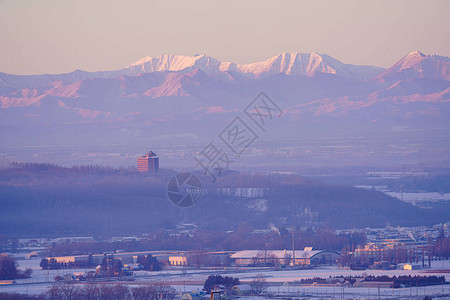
<box><xmin>137</xmin><ymin>151</ymin><xmax>159</xmax><ymax>172</ymax></box>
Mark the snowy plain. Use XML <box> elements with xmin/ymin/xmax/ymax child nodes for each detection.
<box><xmin>1</xmin><ymin>258</ymin><xmax>449</xmax><ymax>298</ymax></box>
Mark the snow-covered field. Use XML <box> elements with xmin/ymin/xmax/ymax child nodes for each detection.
<box><xmin>1</xmin><ymin>258</ymin><xmax>449</xmax><ymax>299</ymax></box>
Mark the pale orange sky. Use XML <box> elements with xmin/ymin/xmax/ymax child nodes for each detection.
<box><xmin>0</xmin><ymin>0</ymin><xmax>449</xmax><ymax>75</ymax></box>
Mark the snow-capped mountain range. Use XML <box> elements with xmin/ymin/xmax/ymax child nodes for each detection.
<box><xmin>0</xmin><ymin>51</ymin><xmax>449</xmax><ymax>156</ymax></box>
<box><xmin>0</xmin><ymin>51</ymin><xmax>384</xmax><ymax>92</ymax></box>
<box><xmin>126</xmin><ymin>52</ymin><xmax>384</xmax><ymax>80</ymax></box>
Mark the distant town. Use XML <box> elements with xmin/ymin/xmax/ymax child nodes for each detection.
<box><xmin>1</xmin><ymin>219</ymin><xmax>449</xmax><ymax>299</ymax></box>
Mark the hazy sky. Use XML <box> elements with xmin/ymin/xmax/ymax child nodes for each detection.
<box><xmin>1</xmin><ymin>0</ymin><xmax>449</xmax><ymax>75</ymax></box>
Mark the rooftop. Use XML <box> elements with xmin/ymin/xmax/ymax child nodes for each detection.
<box><xmin>142</xmin><ymin>151</ymin><xmax>158</xmax><ymax>158</ymax></box>
<box><xmin>230</xmin><ymin>249</ymin><xmax>334</xmax><ymax>259</ymax></box>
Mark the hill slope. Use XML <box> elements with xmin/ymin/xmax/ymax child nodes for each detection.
<box><xmin>0</xmin><ymin>164</ymin><xmax>446</xmax><ymax>236</ymax></box>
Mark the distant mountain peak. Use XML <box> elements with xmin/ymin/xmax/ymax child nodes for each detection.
<box><xmin>129</xmin><ymin>56</ymin><xmax>153</xmax><ymax>66</ymax></box>
<box><xmin>407</xmin><ymin>50</ymin><xmax>426</xmax><ymax>57</ymax></box>
<box><xmin>126</xmin><ymin>54</ymin><xmax>221</xmax><ymax>75</ymax></box>
<box><xmin>375</xmin><ymin>51</ymin><xmax>450</xmax><ymax>82</ymax></box>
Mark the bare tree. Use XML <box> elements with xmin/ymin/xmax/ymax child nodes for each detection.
<box><xmin>153</xmin><ymin>283</ymin><xmax>177</xmax><ymax>300</ymax></box>
<box><xmin>131</xmin><ymin>285</ymin><xmax>155</xmax><ymax>300</ymax></box>
<box><xmin>131</xmin><ymin>283</ymin><xmax>176</xmax><ymax>300</ymax></box>
<box><xmin>47</xmin><ymin>283</ymin><xmax>80</xmax><ymax>300</ymax></box>
<box><xmin>250</xmin><ymin>273</ymin><xmax>268</xmax><ymax>295</ymax></box>
<box><xmin>188</xmin><ymin>250</ymin><xmax>208</xmax><ymax>268</ymax></box>
<box><xmin>283</xmin><ymin>253</ymin><xmax>292</xmax><ymax>266</ymax></box>
<box><xmin>255</xmin><ymin>249</ymin><xmax>278</xmax><ymax>266</ymax></box>
<box><xmin>46</xmin><ymin>283</ymin><xmax>132</xmax><ymax>300</ymax></box>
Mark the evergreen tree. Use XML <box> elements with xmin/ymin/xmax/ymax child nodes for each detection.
<box><xmin>40</xmin><ymin>258</ymin><xmax>49</xmax><ymax>270</ymax></box>
<box><xmin>0</xmin><ymin>254</ymin><xmax>18</xmax><ymax>279</ymax></box>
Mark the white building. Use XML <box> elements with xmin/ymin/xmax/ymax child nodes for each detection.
<box><xmin>230</xmin><ymin>248</ymin><xmax>340</xmax><ymax>266</ymax></box>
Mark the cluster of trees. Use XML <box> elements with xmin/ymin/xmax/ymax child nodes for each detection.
<box><xmin>10</xmin><ymin>162</ymin><xmax>120</xmax><ymax>175</ymax></box>
<box><xmin>39</xmin><ymin>256</ymin><xmax>96</xmax><ymax>270</ymax></box>
<box><xmin>432</xmin><ymin>230</ymin><xmax>450</xmax><ymax>259</ymax></box>
<box><xmin>46</xmin><ymin>283</ymin><xmax>176</xmax><ymax>300</ymax></box>
<box><xmin>386</xmin><ymin>174</ymin><xmax>450</xmax><ymax>194</ymax></box>
<box><xmin>135</xmin><ymin>255</ymin><xmax>161</xmax><ymax>271</ymax></box>
<box><xmin>0</xmin><ymin>254</ymin><xmax>32</xmax><ymax>280</ymax></box>
<box><xmin>340</xmin><ymin>238</ymin><xmax>450</xmax><ymax>269</ymax></box>
<box><xmin>293</xmin><ymin>275</ymin><xmax>446</xmax><ymax>288</ymax></box>
<box><xmin>250</xmin><ymin>249</ymin><xmax>280</xmax><ymax>267</ymax></box>
<box><xmin>39</xmin><ymin>254</ymin><xmax>163</xmax><ymax>273</ymax></box>
<box><xmin>340</xmin><ymin>245</ymin><xmax>423</xmax><ymax>268</ymax></box>
<box><xmin>99</xmin><ymin>254</ymin><xmax>126</xmax><ymax>277</ymax></box>
<box><xmin>0</xmin><ymin>293</ymin><xmax>43</xmax><ymax>299</ymax></box>
<box><xmin>0</xmin><ymin>235</ymin><xmax>11</xmax><ymax>253</ymax></box>
<box><xmin>0</xmin><ymin>283</ymin><xmax>177</xmax><ymax>300</ymax></box>
<box><xmin>40</xmin><ymin>254</ymin><xmax>97</xmax><ymax>270</ymax></box>
<box><xmin>203</xmin><ymin>275</ymin><xmax>240</xmax><ymax>293</ymax></box>
<box><xmin>0</xmin><ymin>162</ymin><xmax>174</xmax><ymax>236</ymax></box>
<box><xmin>363</xmin><ymin>275</ymin><xmax>446</xmax><ymax>288</ymax></box>
<box><xmin>44</xmin><ymin>242</ymin><xmax>141</xmax><ymax>257</ymax></box>
<box><xmin>185</xmin><ymin>251</ymin><xmax>229</xmax><ymax>268</ymax></box>
<box><xmin>298</xmin><ymin>276</ymin><xmax>358</xmax><ymax>285</ymax></box>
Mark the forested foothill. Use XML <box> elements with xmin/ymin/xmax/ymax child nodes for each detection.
<box><xmin>0</xmin><ymin>162</ymin><xmax>448</xmax><ymax>237</ymax></box>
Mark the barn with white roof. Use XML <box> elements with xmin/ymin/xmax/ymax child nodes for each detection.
<box><xmin>230</xmin><ymin>248</ymin><xmax>340</xmax><ymax>266</ymax></box>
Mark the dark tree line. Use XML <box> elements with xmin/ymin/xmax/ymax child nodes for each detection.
<box><xmin>10</xmin><ymin>162</ymin><xmax>119</xmax><ymax>175</ymax></box>
<box><xmin>0</xmin><ymin>254</ymin><xmax>32</xmax><ymax>280</ymax></box>
<box><xmin>136</xmin><ymin>254</ymin><xmax>161</xmax><ymax>271</ymax></box>
<box><xmin>0</xmin><ymin>293</ymin><xmax>44</xmax><ymax>300</ymax></box>
<box><xmin>1</xmin><ymin>162</ymin><xmax>448</xmax><ymax>237</ymax></box>
<box><xmin>39</xmin><ymin>255</ymin><xmax>96</xmax><ymax>270</ymax></box>
<box><xmin>364</xmin><ymin>275</ymin><xmax>446</xmax><ymax>288</ymax></box>
<box><xmin>203</xmin><ymin>275</ymin><xmax>240</xmax><ymax>292</ymax></box>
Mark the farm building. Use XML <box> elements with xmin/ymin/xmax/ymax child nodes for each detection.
<box><xmin>230</xmin><ymin>248</ymin><xmax>341</xmax><ymax>266</ymax></box>
<box><xmin>232</xmin><ymin>284</ymin><xmax>252</xmax><ymax>295</ymax></box>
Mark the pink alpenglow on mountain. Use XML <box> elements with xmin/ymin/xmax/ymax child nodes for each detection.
<box><xmin>0</xmin><ymin>51</ymin><xmax>448</xmax><ymax>151</ymax></box>
<box><xmin>375</xmin><ymin>51</ymin><xmax>450</xmax><ymax>82</ymax></box>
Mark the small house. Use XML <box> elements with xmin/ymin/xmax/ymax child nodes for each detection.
<box><xmin>403</xmin><ymin>263</ymin><xmax>421</xmax><ymax>270</ymax></box>
<box><xmin>232</xmin><ymin>284</ymin><xmax>252</xmax><ymax>295</ymax></box>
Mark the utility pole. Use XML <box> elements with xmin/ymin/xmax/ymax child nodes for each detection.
<box><xmin>292</xmin><ymin>228</ymin><xmax>295</xmax><ymax>267</ymax></box>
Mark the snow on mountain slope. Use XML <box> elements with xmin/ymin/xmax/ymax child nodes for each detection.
<box><xmin>4</xmin><ymin>51</ymin><xmax>449</xmax><ymax>95</ymax></box>
<box><xmin>0</xmin><ymin>52</ymin><xmax>385</xmax><ymax>92</ymax></box>
<box><xmin>128</xmin><ymin>54</ymin><xmax>222</xmax><ymax>75</ymax></box>
<box><xmin>230</xmin><ymin>52</ymin><xmax>340</xmax><ymax>78</ymax></box>
<box><xmin>375</xmin><ymin>51</ymin><xmax>450</xmax><ymax>82</ymax></box>
<box><xmin>127</xmin><ymin>52</ymin><xmax>384</xmax><ymax>81</ymax></box>
<box><xmin>0</xmin><ymin>52</ymin><xmax>384</xmax><ymax>95</ymax></box>
<box><xmin>284</xmin><ymin>88</ymin><xmax>450</xmax><ymax>119</ymax></box>
<box><xmin>0</xmin><ymin>51</ymin><xmax>448</xmax><ymax>128</ymax></box>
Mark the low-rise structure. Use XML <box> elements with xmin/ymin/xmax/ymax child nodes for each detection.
<box><xmin>401</xmin><ymin>263</ymin><xmax>421</xmax><ymax>270</ymax></box>
<box><xmin>169</xmin><ymin>255</ymin><xmax>187</xmax><ymax>266</ymax></box>
<box><xmin>230</xmin><ymin>248</ymin><xmax>340</xmax><ymax>266</ymax></box>
<box><xmin>232</xmin><ymin>284</ymin><xmax>252</xmax><ymax>295</ymax></box>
